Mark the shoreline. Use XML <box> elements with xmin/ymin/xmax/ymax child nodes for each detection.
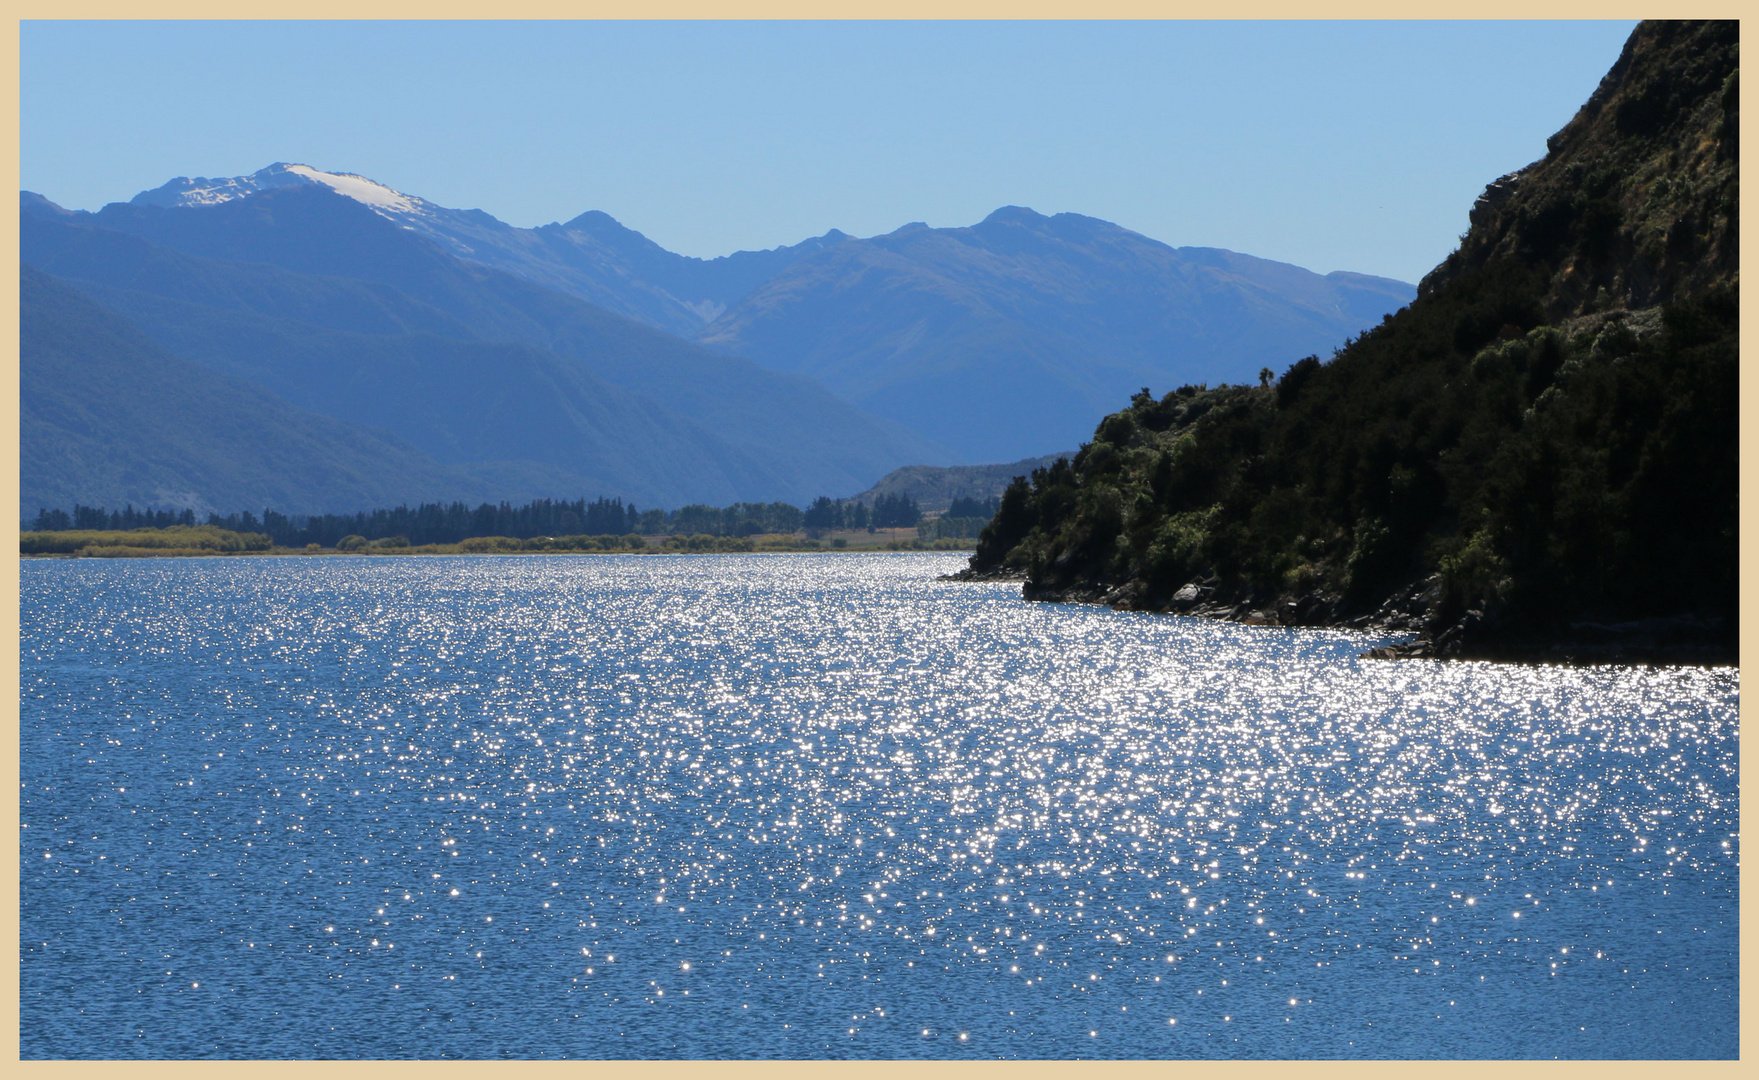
<box><xmin>26</xmin><ymin>541</ymin><xmax>1732</xmax><ymax>667</ymax></box>
<box><xmin>946</xmin><ymin>566</ymin><xmax>1735</xmax><ymax>668</ymax></box>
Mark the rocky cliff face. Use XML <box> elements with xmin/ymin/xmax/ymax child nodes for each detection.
<box><xmin>1419</xmin><ymin>20</ymin><xmax>1737</xmax><ymax>320</ymax></box>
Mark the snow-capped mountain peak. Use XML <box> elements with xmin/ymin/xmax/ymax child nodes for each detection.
<box><xmin>130</xmin><ymin>162</ymin><xmax>424</xmax><ymax>218</ymax></box>
<box><xmin>114</xmin><ymin>162</ymin><xmax>864</xmax><ymax>338</ymax></box>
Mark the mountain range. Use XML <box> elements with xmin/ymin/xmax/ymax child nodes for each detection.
<box><xmin>112</xmin><ymin>164</ymin><xmax>1414</xmax><ymax>459</ymax></box>
<box><xmin>20</xmin><ymin>187</ymin><xmax>942</xmax><ymax>515</ymax></box>
<box><xmin>22</xmin><ymin>163</ymin><xmax>1415</xmax><ymax>517</ymax></box>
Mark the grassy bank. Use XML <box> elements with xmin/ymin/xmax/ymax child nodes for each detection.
<box><xmin>21</xmin><ymin>525</ymin><xmax>974</xmax><ymax>558</ymax></box>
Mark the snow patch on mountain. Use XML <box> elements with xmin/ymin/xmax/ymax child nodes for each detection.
<box><xmin>281</xmin><ymin>165</ymin><xmax>419</xmax><ymax>214</ymax></box>
<box><xmin>154</xmin><ymin>182</ymin><xmax>249</xmax><ymax>206</ymax></box>
<box><xmin>129</xmin><ymin>167</ymin><xmax>298</xmax><ymax>207</ymax></box>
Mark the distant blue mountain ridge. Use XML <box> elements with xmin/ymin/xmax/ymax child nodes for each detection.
<box><xmin>21</xmin><ymin>165</ymin><xmax>1414</xmax><ymax>516</ymax></box>
<box><xmin>119</xmin><ymin>164</ymin><xmax>1416</xmax><ymax>460</ymax></box>
<box><xmin>19</xmin><ymin>184</ymin><xmax>942</xmax><ymax>516</ymax></box>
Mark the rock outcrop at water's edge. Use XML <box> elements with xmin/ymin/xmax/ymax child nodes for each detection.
<box><xmin>1006</xmin><ymin>569</ymin><xmax>1734</xmax><ymax>665</ymax></box>
<box><xmin>948</xmin><ymin>21</ymin><xmax>1738</xmax><ymax>666</ymax></box>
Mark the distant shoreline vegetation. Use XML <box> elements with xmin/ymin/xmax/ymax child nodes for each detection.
<box><xmin>20</xmin><ymin>494</ymin><xmax>988</xmax><ymax>558</ymax></box>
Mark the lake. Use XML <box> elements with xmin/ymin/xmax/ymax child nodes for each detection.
<box><xmin>19</xmin><ymin>553</ymin><xmax>1739</xmax><ymax>1058</ymax></box>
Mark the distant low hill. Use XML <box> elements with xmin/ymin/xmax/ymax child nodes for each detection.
<box><xmin>843</xmin><ymin>453</ymin><xmax>1074</xmax><ymax>515</ymax></box>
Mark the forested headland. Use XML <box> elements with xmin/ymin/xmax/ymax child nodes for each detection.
<box><xmin>962</xmin><ymin>21</ymin><xmax>1737</xmax><ymax>664</ymax></box>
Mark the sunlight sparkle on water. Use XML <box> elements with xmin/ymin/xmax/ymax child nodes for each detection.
<box><xmin>20</xmin><ymin>554</ymin><xmax>1738</xmax><ymax>1058</ymax></box>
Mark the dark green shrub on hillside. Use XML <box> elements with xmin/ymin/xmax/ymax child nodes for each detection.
<box><xmin>967</xmin><ymin>269</ymin><xmax>1735</xmax><ymax>633</ymax></box>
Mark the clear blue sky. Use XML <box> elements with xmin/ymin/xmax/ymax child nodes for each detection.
<box><xmin>23</xmin><ymin>20</ymin><xmax>1638</xmax><ymax>284</ymax></box>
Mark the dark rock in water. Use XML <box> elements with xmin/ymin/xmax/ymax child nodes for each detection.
<box><xmin>939</xmin><ymin>564</ymin><xmax>1027</xmax><ymax>583</ymax></box>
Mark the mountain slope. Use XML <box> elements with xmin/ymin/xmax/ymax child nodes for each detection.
<box><xmin>55</xmin><ymin>281</ymin><xmax>732</xmax><ymax>499</ymax></box>
<box><xmin>963</xmin><ymin>19</ymin><xmax>1737</xmax><ymax>663</ymax></box>
<box><xmin>19</xmin><ymin>265</ymin><xmax>548</xmax><ymax>517</ymax></box>
<box><xmin>697</xmin><ymin>209</ymin><xmax>1416</xmax><ymax>460</ymax></box>
<box><xmin>22</xmin><ymin>194</ymin><xmax>947</xmax><ymax>506</ymax></box>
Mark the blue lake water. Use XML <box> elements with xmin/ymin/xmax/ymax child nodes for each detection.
<box><xmin>19</xmin><ymin>553</ymin><xmax>1739</xmax><ymax>1059</ymax></box>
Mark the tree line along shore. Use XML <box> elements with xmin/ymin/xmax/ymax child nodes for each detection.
<box><xmin>25</xmin><ymin>491</ymin><xmax>1002</xmax><ymax>550</ymax></box>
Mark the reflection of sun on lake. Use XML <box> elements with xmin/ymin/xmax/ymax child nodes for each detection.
<box><xmin>20</xmin><ymin>553</ymin><xmax>1739</xmax><ymax>1058</ymax></box>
